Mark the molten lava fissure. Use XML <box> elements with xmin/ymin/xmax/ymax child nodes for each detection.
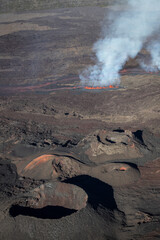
<box><xmin>84</xmin><ymin>85</ymin><xmax>119</xmax><ymax>90</ymax></box>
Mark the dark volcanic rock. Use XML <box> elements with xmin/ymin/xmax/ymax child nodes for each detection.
<box><xmin>113</xmin><ymin>158</ymin><xmax>160</xmax><ymax>238</ymax></box>
<box><xmin>0</xmin><ymin>159</ymin><xmax>17</xmax><ymax>185</ymax></box>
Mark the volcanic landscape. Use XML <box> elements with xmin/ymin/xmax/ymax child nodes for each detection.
<box><xmin>0</xmin><ymin>3</ymin><xmax>160</xmax><ymax>240</ymax></box>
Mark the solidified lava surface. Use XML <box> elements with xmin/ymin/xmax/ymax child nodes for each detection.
<box><xmin>0</xmin><ymin>4</ymin><xmax>160</xmax><ymax>240</ymax></box>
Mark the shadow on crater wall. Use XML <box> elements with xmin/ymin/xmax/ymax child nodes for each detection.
<box><xmin>9</xmin><ymin>205</ymin><xmax>77</xmax><ymax>219</ymax></box>
<box><xmin>64</xmin><ymin>175</ymin><xmax>117</xmax><ymax>210</ymax></box>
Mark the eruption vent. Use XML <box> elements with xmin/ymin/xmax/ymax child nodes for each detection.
<box><xmin>80</xmin><ymin>0</ymin><xmax>160</xmax><ymax>87</ymax></box>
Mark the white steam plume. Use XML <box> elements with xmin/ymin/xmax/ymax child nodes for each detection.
<box><xmin>140</xmin><ymin>41</ymin><xmax>160</xmax><ymax>72</ymax></box>
<box><xmin>80</xmin><ymin>0</ymin><xmax>160</xmax><ymax>87</ymax></box>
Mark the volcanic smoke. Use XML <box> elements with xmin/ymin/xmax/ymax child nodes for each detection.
<box><xmin>80</xmin><ymin>0</ymin><xmax>160</xmax><ymax>87</ymax></box>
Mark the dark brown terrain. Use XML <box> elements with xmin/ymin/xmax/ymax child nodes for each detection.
<box><xmin>0</xmin><ymin>4</ymin><xmax>160</xmax><ymax>240</ymax></box>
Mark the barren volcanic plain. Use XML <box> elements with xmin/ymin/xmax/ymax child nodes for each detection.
<box><xmin>0</xmin><ymin>3</ymin><xmax>160</xmax><ymax>240</ymax></box>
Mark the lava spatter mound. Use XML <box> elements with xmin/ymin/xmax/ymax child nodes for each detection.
<box><xmin>89</xmin><ymin>162</ymin><xmax>140</xmax><ymax>187</ymax></box>
<box><xmin>72</xmin><ymin>129</ymin><xmax>150</xmax><ymax>164</ymax></box>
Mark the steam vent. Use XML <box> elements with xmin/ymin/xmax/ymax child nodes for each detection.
<box><xmin>0</xmin><ymin>0</ymin><xmax>160</xmax><ymax>239</ymax></box>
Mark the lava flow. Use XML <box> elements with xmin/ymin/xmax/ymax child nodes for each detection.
<box><xmin>84</xmin><ymin>85</ymin><xmax>119</xmax><ymax>90</ymax></box>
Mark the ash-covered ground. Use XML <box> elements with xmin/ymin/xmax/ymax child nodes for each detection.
<box><xmin>0</xmin><ymin>4</ymin><xmax>160</xmax><ymax>240</ymax></box>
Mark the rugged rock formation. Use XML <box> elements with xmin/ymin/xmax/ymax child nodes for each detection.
<box><xmin>26</xmin><ymin>181</ymin><xmax>88</xmax><ymax>210</ymax></box>
<box><xmin>74</xmin><ymin>129</ymin><xmax>150</xmax><ymax>163</ymax></box>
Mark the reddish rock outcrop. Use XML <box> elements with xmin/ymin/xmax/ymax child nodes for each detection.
<box><xmin>27</xmin><ymin>181</ymin><xmax>88</xmax><ymax>211</ymax></box>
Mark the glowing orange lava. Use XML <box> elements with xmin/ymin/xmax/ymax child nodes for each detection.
<box><xmin>119</xmin><ymin>167</ymin><xmax>127</xmax><ymax>171</ymax></box>
<box><xmin>84</xmin><ymin>85</ymin><xmax>118</xmax><ymax>90</ymax></box>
